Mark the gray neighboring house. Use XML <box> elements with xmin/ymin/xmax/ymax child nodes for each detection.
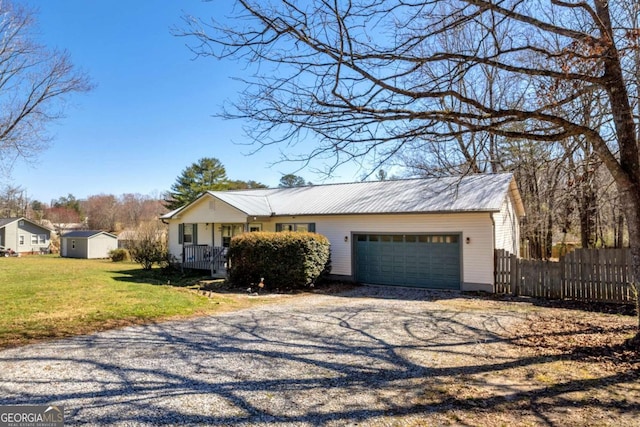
<box><xmin>0</xmin><ymin>217</ymin><xmax>52</xmax><ymax>255</ymax></box>
<box><xmin>60</xmin><ymin>230</ymin><xmax>118</xmax><ymax>259</ymax></box>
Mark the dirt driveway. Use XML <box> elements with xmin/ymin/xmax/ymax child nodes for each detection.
<box><xmin>0</xmin><ymin>285</ymin><xmax>638</xmax><ymax>426</ymax></box>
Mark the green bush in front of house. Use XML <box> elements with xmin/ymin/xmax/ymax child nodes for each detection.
<box><xmin>109</xmin><ymin>248</ymin><xmax>129</xmax><ymax>262</ymax></box>
<box><xmin>228</xmin><ymin>231</ymin><xmax>331</xmax><ymax>289</ymax></box>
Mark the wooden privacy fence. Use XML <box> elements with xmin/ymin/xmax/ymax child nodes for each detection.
<box><xmin>495</xmin><ymin>248</ymin><xmax>636</xmax><ymax>304</ymax></box>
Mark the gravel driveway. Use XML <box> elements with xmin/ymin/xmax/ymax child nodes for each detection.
<box><xmin>0</xmin><ymin>286</ymin><xmax>528</xmax><ymax>426</ymax></box>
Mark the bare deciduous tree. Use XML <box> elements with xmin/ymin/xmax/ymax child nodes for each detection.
<box><xmin>119</xmin><ymin>193</ymin><xmax>165</xmax><ymax>229</ymax></box>
<box><xmin>182</xmin><ymin>0</ymin><xmax>640</xmax><ymax>343</ymax></box>
<box><xmin>0</xmin><ymin>1</ymin><xmax>91</xmax><ymax>173</ymax></box>
<box><xmin>126</xmin><ymin>221</ymin><xmax>169</xmax><ymax>270</ymax></box>
<box><xmin>45</xmin><ymin>206</ymin><xmax>82</xmax><ymax>236</ymax></box>
<box><xmin>0</xmin><ymin>185</ymin><xmax>27</xmax><ymax>217</ymax></box>
<box><xmin>85</xmin><ymin>194</ymin><xmax>118</xmax><ymax>231</ymax></box>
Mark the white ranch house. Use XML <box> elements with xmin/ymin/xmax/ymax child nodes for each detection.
<box><xmin>161</xmin><ymin>173</ymin><xmax>524</xmax><ymax>292</ymax></box>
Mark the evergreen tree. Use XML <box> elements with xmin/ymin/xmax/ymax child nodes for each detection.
<box><xmin>164</xmin><ymin>158</ymin><xmax>229</xmax><ymax>210</ymax></box>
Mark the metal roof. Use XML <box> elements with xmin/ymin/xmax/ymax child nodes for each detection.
<box><xmin>163</xmin><ymin>173</ymin><xmax>521</xmax><ymax>219</ymax></box>
<box><xmin>62</xmin><ymin>230</ymin><xmax>117</xmax><ymax>239</ymax></box>
<box><xmin>214</xmin><ymin>191</ymin><xmax>274</xmax><ymax>216</ymax></box>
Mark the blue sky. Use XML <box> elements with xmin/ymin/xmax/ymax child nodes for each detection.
<box><xmin>10</xmin><ymin>0</ymin><xmax>364</xmax><ymax>203</ymax></box>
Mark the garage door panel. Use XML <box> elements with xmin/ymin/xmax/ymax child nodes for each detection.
<box><xmin>355</xmin><ymin>234</ymin><xmax>460</xmax><ymax>289</ymax></box>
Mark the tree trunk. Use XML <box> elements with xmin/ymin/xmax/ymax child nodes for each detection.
<box><xmin>579</xmin><ymin>186</ymin><xmax>597</xmax><ymax>248</ymax></box>
<box><xmin>545</xmin><ymin>210</ymin><xmax>553</xmax><ymax>259</ymax></box>
<box><xmin>615</xmin><ymin>207</ymin><xmax>625</xmax><ymax>248</ymax></box>
<box><xmin>620</xmin><ymin>187</ymin><xmax>640</xmax><ymax>346</ymax></box>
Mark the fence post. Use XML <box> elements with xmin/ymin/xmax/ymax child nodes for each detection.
<box><xmin>494</xmin><ymin>249</ymin><xmax>498</xmax><ymax>292</ymax></box>
<box><xmin>494</xmin><ymin>249</ymin><xmax>504</xmax><ymax>293</ymax></box>
<box><xmin>559</xmin><ymin>252</ymin><xmax>565</xmax><ymax>300</ymax></box>
<box><xmin>510</xmin><ymin>252</ymin><xmax>519</xmax><ymax>296</ymax></box>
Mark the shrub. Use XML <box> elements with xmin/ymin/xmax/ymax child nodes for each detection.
<box><xmin>126</xmin><ymin>221</ymin><xmax>169</xmax><ymax>270</ymax></box>
<box><xmin>228</xmin><ymin>231</ymin><xmax>331</xmax><ymax>289</ymax></box>
<box><xmin>109</xmin><ymin>248</ymin><xmax>129</xmax><ymax>262</ymax></box>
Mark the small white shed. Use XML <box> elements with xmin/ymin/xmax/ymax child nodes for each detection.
<box><xmin>60</xmin><ymin>230</ymin><xmax>118</xmax><ymax>259</ymax></box>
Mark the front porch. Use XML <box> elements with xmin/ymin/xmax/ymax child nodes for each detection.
<box><xmin>182</xmin><ymin>245</ymin><xmax>228</xmax><ymax>278</ymax></box>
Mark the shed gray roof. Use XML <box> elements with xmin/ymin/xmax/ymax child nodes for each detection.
<box><xmin>163</xmin><ymin>173</ymin><xmax>523</xmax><ymax>219</ymax></box>
<box><xmin>62</xmin><ymin>230</ymin><xmax>117</xmax><ymax>239</ymax></box>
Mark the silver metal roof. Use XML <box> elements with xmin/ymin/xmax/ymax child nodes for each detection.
<box><xmin>163</xmin><ymin>173</ymin><xmax>520</xmax><ymax>218</ymax></box>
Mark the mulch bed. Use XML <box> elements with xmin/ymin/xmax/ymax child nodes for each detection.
<box><xmin>191</xmin><ymin>278</ymin><xmax>359</xmax><ymax>296</ymax></box>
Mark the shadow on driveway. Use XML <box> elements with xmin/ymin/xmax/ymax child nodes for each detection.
<box><xmin>0</xmin><ymin>286</ymin><xmax>637</xmax><ymax>426</ymax></box>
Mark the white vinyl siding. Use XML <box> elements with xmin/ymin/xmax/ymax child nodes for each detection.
<box><xmin>197</xmin><ymin>223</ymin><xmax>214</xmax><ymax>246</ymax></box>
<box><xmin>175</xmin><ymin>195</ymin><xmax>247</xmax><ymax>224</ymax></box>
<box><xmin>167</xmin><ymin>195</ymin><xmax>248</xmax><ymax>258</ymax></box>
<box><xmin>493</xmin><ymin>193</ymin><xmax>520</xmax><ymax>256</ymax></box>
<box><xmin>61</xmin><ymin>234</ymin><xmax>117</xmax><ymax>259</ymax></box>
<box><xmin>86</xmin><ymin>234</ymin><xmax>117</xmax><ymax>259</ymax></box>
<box><xmin>273</xmin><ymin>212</ymin><xmax>494</xmax><ymax>290</ymax></box>
<box><xmin>163</xmin><ymin>180</ymin><xmax>523</xmax><ymax>293</ymax></box>
<box><xmin>168</xmin><ymin>222</ymin><xmax>182</xmax><ymax>259</ymax></box>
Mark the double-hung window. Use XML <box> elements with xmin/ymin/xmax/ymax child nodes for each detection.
<box><xmin>179</xmin><ymin>223</ymin><xmax>197</xmax><ymax>245</ymax></box>
<box><xmin>30</xmin><ymin>234</ymin><xmax>46</xmax><ymax>245</ymax></box>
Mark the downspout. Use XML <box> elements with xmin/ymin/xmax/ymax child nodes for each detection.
<box><xmin>15</xmin><ymin>221</ymin><xmax>19</xmax><ymax>256</ymax></box>
<box><xmin>490</xmin><ymin>212</ymin><xmax>496</xmax><ymax>293</ymax></box>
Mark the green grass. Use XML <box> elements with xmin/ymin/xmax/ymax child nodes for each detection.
<box><xmin>0</xmin><ymin>255</ymin><xmax>270</xmax><ymax>348</ymax></box>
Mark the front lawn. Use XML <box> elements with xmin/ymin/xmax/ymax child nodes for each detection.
<box><xmin>0</xmin><ymin>255</ymin><xmax>277</xmax><ymax>348</ymax></box>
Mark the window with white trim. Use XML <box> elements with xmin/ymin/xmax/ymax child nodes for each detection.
<box><xmin>30</xmin><ymin>234</ymin><xmax>46</xmax><ymax>245</ymax></box>
<box><xmin>276</xmin><ymin>223</ymin><xmax>316</xmax><ymax>232</ymax></box>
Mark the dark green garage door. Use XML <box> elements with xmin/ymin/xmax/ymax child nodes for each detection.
<box><xmin>354</xmin><ymin>234</ymin><xmax>461</xmax><ymax>289</ymax></box>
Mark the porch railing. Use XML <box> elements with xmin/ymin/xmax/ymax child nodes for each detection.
<box><xmin>182</xmin><ymin>245</ymin><xmax>227</xmax><ymax>276</ymax></box>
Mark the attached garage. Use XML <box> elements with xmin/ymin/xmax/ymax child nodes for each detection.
<box><xmin>354</xmin><ymin>234</ymin><xmax>461</xmax><ymax>289</ymax></box>
<box><xmin>161</xmin><ymin>173</ymin><xmax>526</xmax><ymax>292</ymax></box>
